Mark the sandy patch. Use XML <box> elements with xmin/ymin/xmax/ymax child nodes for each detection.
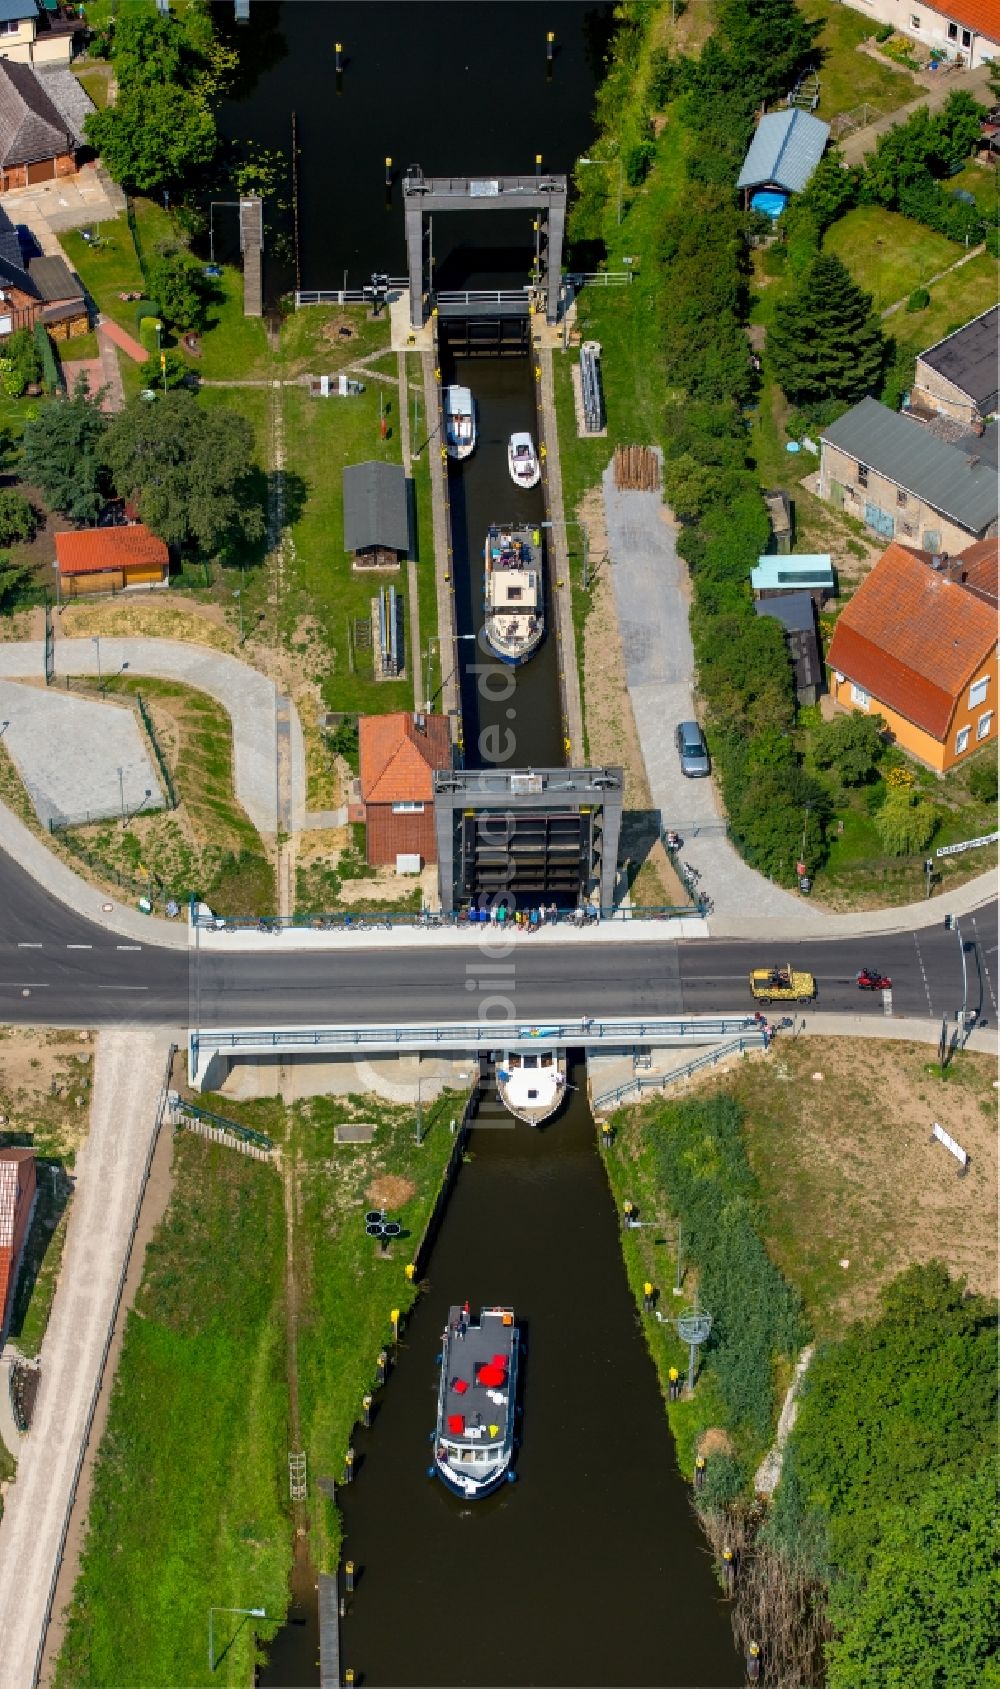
<box><xmin>58</xmin><ymin>596</ymin><xmax>237</xmax><ymax>653</ymax></box>
<box><xmin>0</xmin><ymin>1028</ymin><xmax>96</xmax><ymax>1161</ymax></box>
<box><xmin>697</xmin><ymin>1427</ymin><xmax>735</xmax><ymax>1458</ymax></box>
<box><xmin>367</xmin><ymin>1174</ymin><xmax>416</xmax><ymax>1210</ymax></box>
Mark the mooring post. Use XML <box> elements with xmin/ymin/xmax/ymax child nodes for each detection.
<box><xmin>343</xmin><ymin>1447</ymin><xmax>355</xmax><ymax>1484</ymax></box>
<box><xmin>546</xmin><ymin>29</ymin><xmax>555</xmax><ymax>61</ymax></box>
<box><xmin>344</xmin><ymin>1560</ymin><xmax>355</xmax><ymax>1594</ymax></box>
<box><xmin>362</xmin><ymin>1393</ymin><xmax>372</xmax><ymax>1427</ymax></box>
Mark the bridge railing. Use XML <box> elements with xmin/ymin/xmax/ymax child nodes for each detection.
<box><xmin>192</xmin><ymin>1016</ymin><xmax>759</xmax><ymax>1057</ymax></box>
<box><xmin>592</xmin><ymin>1033</ymin><xmax>767</xmax><ymax>1111</ymax></box>
<box><xmin>190</xmin><ymin>901</ymin><xmax>703</xmax><ymax>933</ymax></box>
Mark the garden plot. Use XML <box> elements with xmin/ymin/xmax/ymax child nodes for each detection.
<box><xmin>0</xmin><ymin>681</ymin><xmax>163</xmax><ymax>830</ymax></box>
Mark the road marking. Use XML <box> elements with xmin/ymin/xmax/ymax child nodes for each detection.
<box><xmin>971</xmin><ymin>915</ymin><xmax>997</xmax><ymax>1013</ymax></box>
<box><xmin>93</xmin><ymin>985</ymin><xmax>149</xmax><ymax>991</ymax></box>
<box><xmin>17</xmin><ymin>942</ymin><xmax>42</xmax><ymax>949</ymax></box>
<box><xmin>912</xmin><ymin>932</ymin><xmax>934</xmax><ymax>1015</ymax></box>
<box><xmin>882</xmin><ymin>987</ymin><xmax>893</xmax><ymax>1016</ymax></box>
<box><xmin>116</xmin><ymin>945</ymin><xmax>142</xmax><ymax>952</ymax></box>
<box><xmin>66</xmin><ymin>944</ymin><xmax>93</xmax><ymax>950</ymax></box>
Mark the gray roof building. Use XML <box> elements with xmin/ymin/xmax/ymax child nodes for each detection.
<box><xmin>343</xmin><ymin>460</ymin><xmax>409</xmax><ymax>555</ymax></box>
<box><xmin>27</xmin><ymin>253</ymin><xmax>79</xmax><ymax>302</ymax></box>
<box><xmin>0</xmin><ymin>205</ymin><xmax>24</xmax><ymax>273</ymax></box>
<box><xmin>821</xmin><ymin>398</ymin><xmax>999</xmax><ymax>537</ymax></box>
<box><xmin>754</xmin><ymin>591</ymin><xmax>822</xmax><ymax>703</ymax></box>
<box><xmin>0</xmin><ymin>0</ymin><xmax>37</xmax><ymax>20</ymax></box>
<box><xmin>35</xmin><ymin>67</ymin><xmax>95</xmax><ymax>147</ymax></box>
<box><xmin>916</xmin><ymin>306</ymin><xmax>999</xmax><ymax>416</ymax></box>
<box><xmin>0</xmin><ymin>59</ymin><xmax>81</xmax><ymax>168</ymax></box>
<box><xmin>736</xmin><ymin>109</ymin><xmax>830</xmax><ymax>195</ymax></box>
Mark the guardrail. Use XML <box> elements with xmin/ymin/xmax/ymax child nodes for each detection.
<box><xmin>192</xmin><ymin>1016</ymin><xmax>756</xmax><ymax>1057</ymax></box>
<box><xmin>190</xmin><ymin>901</ymin><xmax>702</xmax><ymax>932</ymax></box>
<box><xmin>295</xmin><ymin>280</ymin><xmax>408</xmax><ymax>307</ymax></box>
<box><xmin>592</xmin><ymin>1033</ymin><xmax>767</xmax><ymax>1111</ymax></box>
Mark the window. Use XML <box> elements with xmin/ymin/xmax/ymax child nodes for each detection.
<box><xmin>833</xmin><ymin>670</ymin><xmax>845</xmax><ymax>684</ymax></box>
<box><xmin>948</xmin><ymin>21</ymin><xmax>958</xmax><ymax>37</ymax></box>
<box><xmin>0</xmin><ymin>21</ymin><xmax>18</xmax><ymax>36</ymax></box>
<box><xmin>910</xmin><ymin>13</ymin><xmax>920</xmax><ymax>28</ymax></box>
<box><xmin>0</xmin><ymin>315</ymin><xmax>11</xmax><ymax>337</ymax></box>
<box><xmin>977</xmin><ymin>711</ymin><xmax>993</xmax><ymax>741</ymax></box>
<box><xmin>899</xmin><ymin>520</ymin><xmax>915</xmax><ymax>537</ymax></box>
<box><xmin>955</xmin><ymin>726</ymin><xmax>970</xmax><ymax>754</ymax></box>
<box><xmin>969</xmin><ymin>677</ymin><xmax>989</xmax><ymax>708</ymax></box>
<box><xmin>851</xmin><ymin>683</ymin><xmax>870</xmax><ymax>709</ymax></box>
<box><xmin>962</xmin><ymin>28</ymin><xmax>971</xmax><ymax>46</ymax></box>
<box><xmin>896</xmin><ymin>488</ymin><xmax>908</xmax><ymax>507</ymax></box>
<box><xmin>857</xmin><ymin>462</ymin><xmax>869</xmax><ymax>488</ymax></box>
<box><xmin>391</xmin><ymin>800</ymin><xmax>425</xmax><ymax>814</ymax></box>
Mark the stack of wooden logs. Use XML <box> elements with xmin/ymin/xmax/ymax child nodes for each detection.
<box><xmin>613</xmin><ymin>444</ymin><xmax>660</xmax><ymax>491</ymax></box>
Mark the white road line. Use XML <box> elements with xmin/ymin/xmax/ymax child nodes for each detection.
<box><xmin>17</xmin><ymin>942</ymin><xmax>42</xmax><ymax>949</ymax></box>
<box><xmin>66</xmin><ymin>943</ymin><xmax>92</xmax><ymax>950</ymax></box>
<box><xmin>93</xmin><ymin>985</ymin><xmax>149</xmax><ymax>990</ymax></box>
<box><xmin>115</xmin><ymin>945</ymin><xmax>142</xmax><ymax>952</ymax></box>
<box><xmin>971</xmin><ymin>915</ymin><xmax>998</xmax><ymax>1013</ymax></box>
<box><xmin>912</xmin><ymin>932</ymin><xmax>934</xmax><ymax>1015</ymax></box>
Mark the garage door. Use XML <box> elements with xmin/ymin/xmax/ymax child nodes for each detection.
<box><xmin>26</xmin><ymin>158</ymin><xmax>56</xmax><ymax>185</ymax></box>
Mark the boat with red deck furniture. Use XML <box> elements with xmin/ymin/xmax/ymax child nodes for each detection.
<box><xmin>431</xmin><ymin>1303</ymin><xmax>519</xmax><ymax>1497</ymax></box>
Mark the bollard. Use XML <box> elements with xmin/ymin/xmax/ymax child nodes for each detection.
<box><xmin>339</xmin><ymin>1596</ymin><xmax>346</xmax><ymax>1619</ymax></box>
<box><xmin>642</xmin><ymin>1281</ymin><xmax>654</xmax><ymax>1313</ymax></box>
<box><xmin>362</xmin><ymin>1393</ymin><xmax>372</xmax><ymax>1427</ymax></box>
<box><xmin>623</xmin><ymin>1199</ymin><xmax>638</xmax><ymax>1228</ymax></box>
<box><xmin>722</xmin><ymin>1547</ymin><xmax>735</xmax><ymax>1594</ymax></box>
<box><xmin>376</xmin><ymin>1348</ymin><xmax>387</xmax><ymax>1385</ymax></box>
<box><xmin>335</xmin><ymin>41</ymin><xmax>343</xmax><ymax>72</ymax></box>
<box><xmin>668</xmin><ymin>1366</ymin><xmax>679</xmax><ymax>1402</ymax></box>
<box><xmin>345</xmin><ymin>1559</ymin><xmax>355</xmax><ymax>1593</ymax></box>
<box><xmin>390</xmin><ymin>1308</ymin><xmax>400</xmax><ymax>1346</ymax></box>
<box><xmin>343</xmin><ymin>1670</ymin><xmax>355</xmax><ymax>1688</ymax></box>
<box><xmin>746</xmin><ymin>1639</ymin><xmax>761</xmax><ymax>1683</ymax></box>
<box><xmin>546</xmin><ymin>29</ymin><xmax>555</xmax><ymax>61</ymax></box>
<box><xmin>385</xmin><ymin>156</ymin><xmax>393</xmax><ymax>187</ymax></box>
<box><xmin>405</xmin><ymin>1262</ymin><xmax>415</xmax><ymax>1281</ymax></box>
<box><xmin>694</xmin><ymin>1454</ymin><xmax>706</xmax><ymax>1491</ymax></box>
<box><xmin>535</xmin><ymin>152</ymin><xmax>542</xmax><ymax>178</ymax></box>
<box><xmin>600</xmin><ymin>1122</ymin><xmax>613</xmax><ymax>1149</ymax></box>
<box><xmin>343</xmin><ymin>1447</ymin><xmax>355</xmax><ymax>1484</ymax></box>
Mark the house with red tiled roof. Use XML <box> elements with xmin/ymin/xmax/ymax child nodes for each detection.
<box><xmin>0</xmin><ymin>1147</ymin><xmax>36</xmax><ymax>1340</ymax></box>
<box><xmin>840</xmin><ymin>0</ymin><xmax>998</xmax><ymax>67</ymax></box>
<box><xmin>827</xmin><ymin>540</ymin><xmax>998</xmax><ymax>772</ymax></box>
<box><xmin>55</xmin><ymin>523</ymin><xmax>170</xmax><ymax>598</ymax></box>
<box><xmin>352</xmin><ymin>711</ymin><xmax>451</xmax><ymax>866</ymax></box>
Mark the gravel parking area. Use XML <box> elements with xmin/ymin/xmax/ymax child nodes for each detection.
<box><xmin>0</xmin><ymin>680</ymin><xmax>164</xmax><ymax>830</ymax></box>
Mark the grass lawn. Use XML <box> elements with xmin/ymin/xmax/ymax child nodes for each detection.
<box><xmin>286</xmin><ymin>1088</ymin><xmax>463</xmax><ymax>1570</ymax></box>
<box><xmin>888</xmin><ymin>250</ymin><xmax>1000</xmax><ymax>353</ymax></box>
<box><xmin>62</xmin><ymin>221</ymin><xmax>146</xmax><ymax>336</ymax></box>
<box><xmin>823</xmin><ymin>207</ymin><xmax>963</xmax><ymax>310</ymax></box>
<box><xmin>72</xmin><ymin>63</ymin><xmax>111</xmax><ymax>109</ymax></box>
<box><xmin>276</xmin><ymin>304</ymin><xmax>392</xmax><ymax>379</ymax></box>
<box><xmin>198</xmin><ymin>265</ymin><xmax>271</xmax><ymax>381</ymax></box>
<box><xmin>281</xmin><ymin>385</ymin><xmax>418</xmax><ymax>714</ymax></box>
<box><xmin>67</xmin><ymin>676</ymin><xmax>275</xmax><ymax>915</ymax></box>
<box><xmin>55</xmin><ymin>1130</ymin><xmax>291</xmax><ymax>1688</ymax></box>
<box><xmin>716</xmin><ymin>1038</ymin><xmax>998</xmax><ymax>1337</ymax></box>
<box><xmin>806</xmin><ymin>0</ymin><xmax>918</xmax><ymax>123</ymax></box>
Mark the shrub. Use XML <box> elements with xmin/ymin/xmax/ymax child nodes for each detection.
<box><xmin>906</xmin><ymin>287</ymin><xmax>930</xmax><ymax>312</ymax></box>
<box><xmin>812</xmin><ymin>711</ymin><xmax>886</xmax><ymax>785</ymax></box>
<box><xmin>968</xmin><ymin>757</ymin><xmax>998</xmax><ymax>803</ymax></box>
<box><xmin>696</xmin><ymin>1453</ymin><xmax>746</xmax><ymax>1512</ymax></box>
<box><xmin>875</xmin><ymin>22</ymin><xmax>894</xmax><ymax>41</ymax></box>
<box><xmin>138</xmin><ymin>349</ymin><xmax>190</xmax><ymax>391</ymax></box>
<box><xmin>874</xmin><ymin>788</ymin><xmax>936</xmax><ymax>853</ymax></box>
<box><xmin>0</xmin><ymin>490</ymin><xmax>36</xmax><ymax>545</ymax></box>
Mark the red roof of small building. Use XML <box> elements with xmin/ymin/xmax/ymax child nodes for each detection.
<box><xmin>55</xmin><ymin>524</ymin><xmax>169</xmax><ymax>577</ymax></box>
<box><xmin>358</xmin><ymin>712</ymin><xmax>451</xmax><ymax>804</ymax></box>
<box><xmin>949</xmin><ymin>536</ymin><xmax>999</xmax><ymax>609</ymax></box>
<box><xmin>828</xmin><ymin>542</ymin><xmax>997</xmax><ymax>740</ymax></box>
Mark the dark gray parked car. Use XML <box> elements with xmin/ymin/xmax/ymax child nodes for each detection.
<box><xmin>676</xmin><ymin>720</ymin><xmax>710</xmax><ymax>778</ymax></box>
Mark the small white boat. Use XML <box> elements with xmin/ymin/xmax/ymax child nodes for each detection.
<box><xmin>507</xmin><ymin>431</ymin><xmax>540</xmax><ymax>489</ymax></box>
<box><xmin>483</xmin><ymin>523</ymin><xmax>544</xmax><ymax>667</ymax></box>
<box><xmin>496</xmin><ymin>1047</ymin><xmax>566</xmax><ymax>1126</ymax></box>
<box><xmin>443</xmin><ymin>385</ymin><xmax>476</xmax><ymax>460</ymax></box>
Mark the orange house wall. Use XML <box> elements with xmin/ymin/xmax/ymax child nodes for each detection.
<box><xmin>829</xmin><ymin>657</ymin><xmax>998</xmax><ymax>773</ymax></box>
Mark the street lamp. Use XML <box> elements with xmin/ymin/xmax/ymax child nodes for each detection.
<box><xmin>0</xmin><ymin>720</ymin><xmax>8</xmax><ymax>739</ymax></box>
<box><xmin>944</xmin><ymin>913</ymin><xmax>971</xmax><ymax>1046</ymax></box>
<box><xmin>116</xmin><ymin>763</ymin><xmax>125</xmax><ymax>821</ymax></box>
<box><xmin>233</xmin><ymin>587</ymin><xmax>244</xmax><ymax>646</ymax></box>
<box><xmin>208</xmin><ymin>1605</ymin><xmax>266</xmax><ymax>1674</ymax></box>
<box><xmin>123</xmin><ymin>788</ymin><xmax>152</xmax><ymax>830</ymax></box>
<box><xmin>540</xmin><ymin>519</ymin><xmax>590</xmax><ymax>590</ymax></box>
<box><xmin>579</xmin><ymin>155</ymin><xmax>623</xmax><ymax>226</ymax></box>
<box><xmin>91</xmin><ymin>635</ymin><xmax>102</xmax><ymax>693</ymax></box>
<box><xmin>424</xmin><ymin>632</ymin><xmax>476</xmax><ymax>715</ymax></box>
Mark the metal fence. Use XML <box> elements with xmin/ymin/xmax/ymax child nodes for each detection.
<box><xmin>592</xmin><ymin>1033</ymin><xmax>767</xmax><ymax>1111</ymax></box>
<box><xmin>135</xmin><ymin>690</ymin><xmax>178</xmax><ymax>810</ymax></box>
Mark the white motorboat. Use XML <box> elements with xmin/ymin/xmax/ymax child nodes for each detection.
<box><xmin>443</xmin><ymin>385</ymin><xmax>476</xmax><ymax>460</ymax></box>
<box><xmin>483</xmin><ymin>523</ymin><xmax>544</xmax><ymax>666</ymax></box>
<box><xmin>507</xmin><ymin>431</ymin><xmax>540</xmax><ymax>489</ymax></box>
<box><xmin>433</xmin><ymin>1304</ymin><xmax>519</xmax><ymax>1498</ymax></box>
<box><xmin>496</xmin><ymin>1046</ymin><xmax>566</xmax><ymax>1126</ymax></box>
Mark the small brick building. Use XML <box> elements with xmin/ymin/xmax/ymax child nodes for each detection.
<box><xmin>0</xmin><ymin>58</ymin><xmax>90</xmax><ymax>190</ymax></box>
<box><xmin>911</xmin><ymin>306</ymin><xmax>998</xmax><ymax>431</ymax></box>
<box><xmin>353</xmin><ymin>711</ymin><xmax>451</xmax><ymax>867</ymax></box>
<box><xmin>0</xmin><ymin>1147</ymin><xmax>36</xmax><ymax>1338</ymax></box>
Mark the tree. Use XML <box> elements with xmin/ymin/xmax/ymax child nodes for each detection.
<box><xmin>138</xmin><ymin>349</ymin><xmax>191</xmax><ymax>392</ymax></box>
<box><xmin>826</xmin><ymin>1466</ymin><xmax>998</xmax><ymax>1689</ymax></box>
<box><xmin>102</xmin><ymin>392</ymin><xmax>265</xmax><ymax>555</ymax></box>
<box><xmin>21</xmin><ymin>379</ymin><xmax>110</xmax><ymax>523</ymax></box>
<box><xmin>768</xmin><ymin>254</ymin><xmax>886</xmax><ymax>407</ymax></box>
<box><xmin>0</xmin><ymin>555</ymin><xmax>30</xmax><ymax>612</ymax></box>
<box><xmin>797</xmin><ymin>150</ymin><xmax>861</xmax><ymax>233</ymax></box>
<box><xmin>812</xmin><ymin>711</ymin><xmax>887</xmax><ymax>785</ymax></box>
<box><xmin>85</xmin><ymin>85</ymin><xmax>216</xmax><ymax>193</ymax></box>
<box><xmin>107</xmin><ymin>9</ymin><xmax>184</xmax><ymax>89</ymax></box>
<box><xmin>148</xmin><ymin>252</ymin><xmax>208</xmax><ymax>331</ymax></box>
<box><xmin>0</xmin><ymin>328</ymin><xmax>42</xmax><ymax>397</ymax></box>
<box><xmin>0</xmin><ymin>490</ymin><xmax>36</xmax><ymax>546</ymax></box>
<box><xmin>874</xmin><ymin>788</ymin><xmax>937</xmax><ymax>854</ymax></box>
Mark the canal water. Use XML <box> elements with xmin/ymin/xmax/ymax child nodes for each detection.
<box><xmin>337</xmin><ymin>1066</ymin><xmax>739</xmax><ymax>1686</ymax></box>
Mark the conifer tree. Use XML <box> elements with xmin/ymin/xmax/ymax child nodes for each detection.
<box><xmin>767</xmin><ymin>253</ymin><xmax>886</xmax><ymax>407</ymax></box>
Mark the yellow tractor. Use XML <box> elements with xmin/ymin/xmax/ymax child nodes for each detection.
<box><xmin>749</xmin><ymin>963</ymin><xmax>815</xmax><ymax>1004</ymax></box>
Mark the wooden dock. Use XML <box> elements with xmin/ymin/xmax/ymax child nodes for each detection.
<box><xmin>318</xmin><ymin>1573</ymin><xmax>340</xmax><ymax>1689</ymax></box>
<box><xmin>239</xmin><ymin>196</ymin><xmax>263</xmax><ymax>317</ymax></box>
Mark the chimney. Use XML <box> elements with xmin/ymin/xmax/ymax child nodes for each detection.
<box><xmin>414</xmin><ymin>712</ymin><xmax>426</xmax><ymax>734</ymax></box>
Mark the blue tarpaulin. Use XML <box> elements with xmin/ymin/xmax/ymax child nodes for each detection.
<box><xmin>751</xmin><ymin>191</ymin><xmax>788</xmax><ymax>221</ymax></box>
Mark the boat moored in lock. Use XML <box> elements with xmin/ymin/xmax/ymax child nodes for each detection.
<box><xmin>496</xmin><ymin>1047</ymin><xmax>566</xmax><ymax>1126</ymax></box>
<box><xmin>507</xmin><ymin>430</ymin><xmax>541</xmax><ymax>489</ymax></box>
<box><xmin>432</xmin><ymin>1304</ymin><xmax>519</xmax><ymax>1498</ymax></box>
<box><xmin>444</xmin><ymin>385</ymin><xmax>476</xmax><ymax>460</ymax></box>
<box><xmin>483</xmin><ymin>522</ymin><xmax>544</xmax><ymax>666</ymax></box>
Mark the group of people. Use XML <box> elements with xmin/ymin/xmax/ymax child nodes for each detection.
<box><xmin>486</xmin><ymin>901</ymin><xmax>559</xmax><ymax>929</ymax></box>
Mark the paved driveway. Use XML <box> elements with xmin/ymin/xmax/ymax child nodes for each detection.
<box><xmin>0</xmin><ymin>680</ymin><xmax>163</xmax><ymax>829</ymax></box>
<box><xmin>0</xmin><ymin>1029</ymin><xmax>170</xmax><ymax>1689</ymax></box>
<box><xmin>603</xmin><ymin>459</ymin><xmax>823</xmax><ymax>922</ymax></box>
<box><xmin>0</xmin><ymin>163</ymin><xmax>125</xmax><ymax>242</ymax></box>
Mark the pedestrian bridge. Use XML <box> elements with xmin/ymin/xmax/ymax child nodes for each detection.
<box><xmin>187</xmin><ymin>1014</ymin><xmax>761</xmax><ymax>1091</ymax></box>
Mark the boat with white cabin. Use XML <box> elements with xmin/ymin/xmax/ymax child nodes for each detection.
<box><xmin>432</xmin><ymin>1304</ymin><xmax>519</xmax><ymax>1498</ymax></box>
<box><xmin>483</xmin><ymin>523</ymin><xmax>544</xmax><ymax>666</ymax></box>
<box><xmin>507</xmin><ymin>431</ymin><xmax>540</xmax><ymax>489</ymax></box>
<box><xmin>443</xmin><ymin>385</ymin><xmax>476</xmax><ymax>460</ymax></box>
<box><xmin>496</xmin><ymin>1046</ymin><xmax>566</xmax><ymax>1126</ymax></box>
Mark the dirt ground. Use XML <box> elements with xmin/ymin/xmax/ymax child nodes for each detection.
<box><xmin>58</xmin><ymin>594</ymin><xmax>237</xmax><ymax>652</ymax></box>
<box><xmin>578</xmin><ymin>487</ymin><xmax>685</xmax><ymax>906</ymax></box>
<box><xmin>709</xmin><ymin>1036</ymin><xmax>998</xmax><ymax>1334</ymax></box>
<box><xmin>0</xmin><ymin>1029</ymin><xmax>96</xmax><ymax>1163</ymax></box>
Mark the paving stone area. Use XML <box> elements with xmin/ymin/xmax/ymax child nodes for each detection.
<box><xmin>602</xmin><ymin>458</ymin><xmax>823</xmax><ymax>922</ymax></box>
<box><xmin>0</xmin><ymin>679</ymin><xmax>163</xmax><ymax>829</ymax></box>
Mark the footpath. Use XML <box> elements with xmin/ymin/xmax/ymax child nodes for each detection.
<box><xmin>0</xmin><ymin>1029</ymin><xmax>171</xmax><ymax>1689</ymax></box>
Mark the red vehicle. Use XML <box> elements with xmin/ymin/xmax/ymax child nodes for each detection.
<box><xmin>856</xmin><ymin>967</ymin><xmax>891</xmax><ymax>991</ymax></box>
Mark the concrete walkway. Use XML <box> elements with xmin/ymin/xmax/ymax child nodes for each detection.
<box><xmin>0</xmin><ymin>637</ymin><xmax>307</xmax><ymax>837</ymax></box>
<box><xmin>539</xmin><ymin>348</ymin><xmax>585</xmax><ymax>760</ymax></box>
<box><xmin>94</xmin><ymin>324</ymin><xmax>126</xmax><ymax>410</ymax></box>
<box><xmin>839</xmin><ymin>61</ymin><xmax>994</xmax><ymax>165</ymax></box>
<box><xmin>0</xmin><ymin>679</ymin><xmax>163</xmax><ymax>829</ymax></box>
<box><xmin>602</xmin><ymin>458</ymin><xmax>818</xmax><ymax>922</ymax></box>
<box><xmin>0</xmin><ymin>1028</ymin><xmax>171</xmax><ymax>1689</ymax></box>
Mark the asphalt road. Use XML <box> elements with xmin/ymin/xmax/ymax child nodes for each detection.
<box><xmin>0</xmin><ymin>852</ymin><xmax>994</xmax><ymax>1030</ymax></box>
